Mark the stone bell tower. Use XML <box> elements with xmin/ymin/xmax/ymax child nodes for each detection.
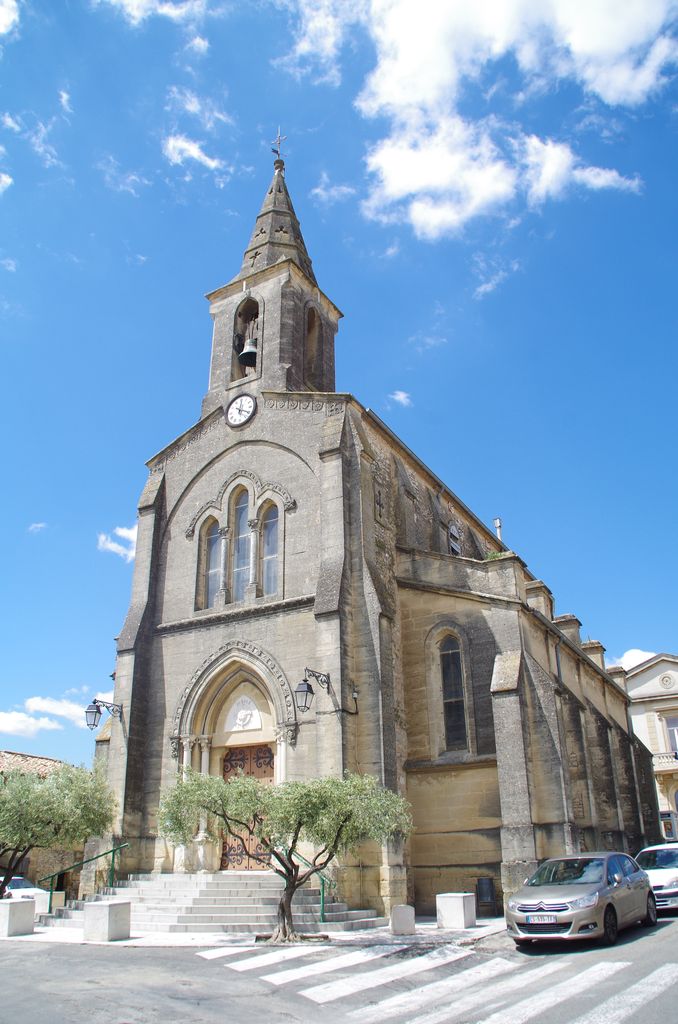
<box><xmin>201</xmin><ymin>157</ymin><xmax>341</xmax><ymax>420</ymax></box>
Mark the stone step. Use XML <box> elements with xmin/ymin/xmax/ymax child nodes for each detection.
<box><xmin>40</xmin><ymin>872</ymin><xmax>381</xmax><ymax>936</ymax></box>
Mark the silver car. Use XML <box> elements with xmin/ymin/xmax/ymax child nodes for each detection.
<box><xmin>506</xmin><ymin>852</ymin><xmax>656</xmax><ymax>946</ymax></box>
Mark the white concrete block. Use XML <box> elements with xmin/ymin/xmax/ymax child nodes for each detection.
<box><xmin>83</xmin><ymin>900</ymin><xmax>131</xmax><ymax>942</ymax></box>
<box><xmin>0</xmin><ymin>898</ymin><xmax>35</xmax><ymax>936</ymax></box>
<box><xmin>436</xmin><ymin>892</ymin><xmax>476</xmax><ymax>929</ymax></box>
<box><xmin>33</xmin><ymin>890</ymin><xmax>65</xmax><ymax>916</ymax></box>
<box><xmin>390</xmin><ymin>904</ymin><xmax>416</xmax><ymax>935</ymax></box>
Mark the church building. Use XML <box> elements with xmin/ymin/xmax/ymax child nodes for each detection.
<box><xmin>99</xmin><ymin>156</ymin><xmax>660</xmax><ymax>913</ymax></box>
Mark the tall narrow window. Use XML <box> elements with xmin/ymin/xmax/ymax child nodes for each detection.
<box><xmin>196</xmin><ymin>517</ymin><xmax>220</xmax><ymax>610</ymax></box>
<box><xmin>204</xmin><ymin>520</ymin><xmax>221</xmax><ymax>608</ymax></box>
<box><xmin>441</xmin><ymin>636</ymin><xmax>468</xmax><ymax>750</ymax></box>
<box><xmin>666</xmin><ymin>716</ymin><xmax>678</xmax><ymax>753</ymax></box>
<box><xmin>231</xmin><ymin>490</ymin><xmax>250</xmax><ymax>602</ymax></box>
<box><xmin>261</xmin><ymin>504</ymin><xmax>279</xmax><ymax>596</ymax></box>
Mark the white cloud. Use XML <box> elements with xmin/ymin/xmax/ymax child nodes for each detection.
<box><xmin>24</xmin><ymin>696</ymin><xmax>89</xmax><ymax>730</ymax></box>
<box><xmin>362</xmin><ymin>116</ymin><xmax>517</xmax><ymax>237</ymax></box>
<box><xmin>127</xmin><ymin>253</ymin><xmax>148</xmax><ymax>265</ymax></box>
<box><xmin>93</xmin><ymin>0</ymin><xmax>207</xmax><ymax>26</ymax></box>
<box><xmin>166</xmin><ymin>86</ymin><xmax>233</xmax><ymax>131</ymax></box>
<box><xmin>409</xmin><ymin>329</ymin><xmax>448</xmax><ymax>354</ymax></box>
<box><xmin>280</xmin><ymin>0</ymin><xmax>673</xmax><ymax>237</ymax></box>
<box><xmin>97</xmin><ymin>523</ymin><xmax>137</xmax><ymax>562</ymax></box>
<box><xmin>0</xmin><ymin>172</ymin><xmax>12</xmax><ymax>194</ymax></box>
<box><xmin>186</xmin><ymin>34</ymin><xmax>209</xmax><ymax>54</ymax></box>
<box><xmin>389</xmin><ymin>389</ymin><xmax>412</xmax><ymax>407</ymax></box>
<box><xmin>0</xmin><ymin>711</ymin><xmax>62</xmax><ymax>738</ymax></box>
<box><xmin>309</xmin><ymin>169</ymin><xmax>357</xmax><ymax>205</ymax></box>
<box><xmin>521</xmin><ymin>134</ymin><xmax>641</xmax><ymax>204</ymax></box>
<box><xmin>608</xmin><ymin>648</ymin><xmax>657</xmax><ymax>671</ymax></box>
<box><xmin>59</xmin><ymin>90</ymin><xmax>73</xmax><ymax>115</ymax></box>
<box><xmin>162</xmin><ymin>133</ymin><xmax>223</xmax><ymax>170</ymax></box>
<box><xmin>28</xmin><ymin>522</ymin><xmax>46</xmax><ymax>532</ymax></box>
<box><xmin>95</xmin><ymin>689</ymin><xmax>115</xmax><ymax>703</ymax></box>
<box><xmin>1</xmin><ymin>257</ymin><xmax>16</xmax><ymax>271</ymax></box>
<box><xmin>28</xmin><ymin>120</ymin><xmax>62</xmax><ymax>168</ymax></box>
<box><xmin>0</xmin><ymin>0</ymin><xmax>19</xmax><ymax>35</ymax></box>
<box><xmin>97</xmin><ymin>154</ymin><xmax>151</xmax><ymax>197</ymax></box>
<box><xmin>1</xmin><ymin>112</ymin><xmax>21</xmax><ymax>132</ymax></box>
<box><xmin>64</xmin><ymin>684</ymin><xmax>90</xmax><ymax>697</ymax></box>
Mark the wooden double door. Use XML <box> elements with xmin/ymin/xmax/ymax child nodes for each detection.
<box><xmin>220</xmin><ymin>744</ymin><xmax>274</xmax><ymax>870</ymax></box>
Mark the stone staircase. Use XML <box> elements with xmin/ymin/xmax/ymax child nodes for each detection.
<box><xmin>39</xmin><ymin>872</ymin><xmax>387</xmax><ymax>934</ymax></box>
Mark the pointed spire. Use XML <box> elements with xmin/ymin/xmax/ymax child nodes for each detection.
<box><xmin>232</xmin><ymin>157</ymin><xmax>317</xmax><ymax>285</ymax></box>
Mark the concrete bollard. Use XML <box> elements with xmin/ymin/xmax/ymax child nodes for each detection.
<box><xmin>390</xmin><ymin>904</ymin><xmax>416</xmax><ymax>935</ymax></box>
<box><xmin>0</xmin><ymin>898</ymin><xmax>35</xmax><ymax>937</ymax></box>
<box><xmin>436</xmin><ymin>892</ymin><xmax>476</xmax><ymax>929</ymax></box>
<box><xmin>83</xmin><ymin>900</ymin><xmax>131</xmax><ymax>942</ymax></box>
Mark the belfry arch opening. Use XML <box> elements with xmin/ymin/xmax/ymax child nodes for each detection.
<box><xmin>232</xmin><ymin>297</ymin><xmax>260</xmax><ymax>380</ymax></box>
<box><xmin>304</xmin><ymin>306</ymin><xmax>322</xmax><ymax>390</ymax></box>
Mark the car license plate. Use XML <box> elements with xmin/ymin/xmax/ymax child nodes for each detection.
<box><xmin>526</xmin><ymin>914</ymin><xmax>557</xmax><ymax>924</ymax></box>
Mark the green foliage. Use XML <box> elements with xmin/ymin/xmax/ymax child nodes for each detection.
<box><xmin>159</xmin><ymin>771</ymin><xmax>411</xmax><ymax>857</ymax></box>
<box><xmin>484</xmin><ymin>551</ymin><xmax>511</xmax><ymax>560</ymax></box>
<box><xmin>0</xmin><ymin>762</ymin><xmax>116</xmax><ymax>896</ymax></box>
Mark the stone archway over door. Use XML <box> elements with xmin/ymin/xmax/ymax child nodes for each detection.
<box><xmin>220</xmin><ymin>744</ymin><xmax>274</xmax><ymax>870</ymax></box>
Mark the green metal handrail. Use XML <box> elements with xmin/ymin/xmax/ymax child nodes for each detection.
<box><xmin>38</xmin><ymin>842</ymin><xmax>129</xmax><ymax>913</ymax></box>
<box><xmin>282</xmin><ymin>849</ymin><xmax>336</xmax><ymax>923</ymax></box>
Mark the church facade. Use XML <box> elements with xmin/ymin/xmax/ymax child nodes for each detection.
<box><xmin>100</xmin><ymin>157</ymin><xmax>660</xmax><ymax>913</ymax></box>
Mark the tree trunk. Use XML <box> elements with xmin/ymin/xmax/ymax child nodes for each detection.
<box><xmin>269</xmin><ymin>880</ymin><xmax>300</xmax><ymax>943</ymax></box>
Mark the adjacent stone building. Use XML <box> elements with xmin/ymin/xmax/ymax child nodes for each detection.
<box><xmin>101</xmin><ymin>157</ymin><xmax>660</xmax><ymax>913</ymax></box>
<box><xmin>610</xmin><ymin>654</ymin><xmax>678</xmax><ymax>841</ymax></box>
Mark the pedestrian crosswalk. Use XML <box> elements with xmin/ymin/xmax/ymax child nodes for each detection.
<box><xmin>195</xmin><ymin>940</ymin><xmax>678</xmax><ymax>1023</ymax></box>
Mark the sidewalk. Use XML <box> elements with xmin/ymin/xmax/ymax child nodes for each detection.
<box><xmin>1</xmin><ymin>914</ymin><xmax>507</xmax><ymax>948</ymax></box>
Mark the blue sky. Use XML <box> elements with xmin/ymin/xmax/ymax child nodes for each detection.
<box><xmin>1</xmin><ymin>0</ymin><xmax>676</xmax><ymax>765</ymax></box>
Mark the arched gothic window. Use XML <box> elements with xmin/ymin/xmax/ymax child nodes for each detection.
<box><xmin>196</xmin><ymin>517</ymin><xmax>221</xmax><ymax>610</ymax></box>
<box><xmin>261</xmin><ymin>504</ymin><xmax>279</xmax><ymax>596</ymax></box>
<box><xmin>440</xmin><ymin>636</ymin><xmax>468</xmax><ymax>750</ymax></box>
<box><xmin>231</xmin><ymin>489</ymin><xmax>250</xmax><ymax>602</ymax></box>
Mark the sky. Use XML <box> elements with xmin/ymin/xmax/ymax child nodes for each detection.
<box><xmin>1</xmin><ymin>0</ymin><xmax>676</xmax><ymax>766</ymax></box>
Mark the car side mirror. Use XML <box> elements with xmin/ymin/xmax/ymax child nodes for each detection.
<box><xmin>612</xmin><ymin>872</ymin><xmax>623</xmax><ymax>885</ymax></box>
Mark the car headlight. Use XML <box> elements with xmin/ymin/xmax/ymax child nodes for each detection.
<box><xmin>568</xmin><ymin>892</ymin><xmax>599</xmax><ymax>910</ymax></box>
<box><xmin>507</xmin><ymin>897</ymin><xmax>521</xmax><ymax>911</ymax></box>
<box><xmin>661</xmin><ymin>877</ymin><xmax>678</xmax><ymax>889</ymax></box>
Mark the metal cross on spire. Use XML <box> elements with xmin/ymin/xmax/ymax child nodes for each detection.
<box><xmin>271</xmin><ymin>127</ymin><xmax>287</xmax><ymax>161</ymax></box>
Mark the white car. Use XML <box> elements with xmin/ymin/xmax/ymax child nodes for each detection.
<box><xmin>636</xmin><ymin>844</ymin><xmax>678</xmax><ymax>911</ymax></box>
<box><xmin>2</xmin><ymin>876</ymin><xmax>48</xmax><ymax>900</ymax></box>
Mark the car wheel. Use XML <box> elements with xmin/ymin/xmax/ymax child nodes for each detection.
<box><xmin>643</xmin><ymin>894</ymin><xmax>658</xmax><ymax>928</ymax></box>
<box><xmin>601</xmin><ymin>905</ymin><xmax>618</xmax><ymax>946</ymax></box>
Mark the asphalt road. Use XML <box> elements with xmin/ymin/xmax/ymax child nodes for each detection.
<box><xmin>2</xmin><ymin>916</ymin><xmax>677</xmax><ymax>1024</ymax></box>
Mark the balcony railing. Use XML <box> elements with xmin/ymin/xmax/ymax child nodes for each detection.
<box><xmin>653</xmin><ymin>751</ymin><xmax>678</xmax><ymax>773</ymax></box>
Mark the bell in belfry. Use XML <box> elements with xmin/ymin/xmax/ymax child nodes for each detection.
<box><xmin>239</xmin><ymin>334</ymin><xmax>257</xmax><ymax>367</ymax></box>
<box><xmin>238</xmin><ymin>316</ymin><xmax>258</xmax><ymax>367</ymax></box>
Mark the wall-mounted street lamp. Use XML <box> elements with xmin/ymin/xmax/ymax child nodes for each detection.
<box><xmin>294</xmin><ymin>668</ymin><xmax>358</xmax><ymax>716</ymax></box>
<box><xmin>85</xmin><ymin>698</ymin><xmax>123</xmax><ymax>731</ymax></box>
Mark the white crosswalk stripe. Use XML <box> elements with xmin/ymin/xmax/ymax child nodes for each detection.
<box><xmin>228</xmin><ymin>943</ymin><xmax>331</xmax><ymax>971</ymax></box>
<box><xmin>261</xmin><ymin>944</ymin><xmax>403</xmax><ymax>985</ymax></box>
<box><xmin>473</xmin><ymin>961</ymin><xmax>629</xmax><ymax>1024</ymax></box>
<box><xmin>567</xmin><ymin>963</ymin><xmax>678</xmax><ymax>1024</ymax></box>
<box><xmin>299</xmin><ymin>944</ymin><xmax>471</xmax><ymax>1004</ymax></box>
<box><xmin>196</xmin><ymin>945</ymin><xmax>257</xmax><ymax>961</ymax></box>
<box><xmin>350</xmin><ymin>955</ymin><xmax>568</xmax><ymax>1024</ymax></box>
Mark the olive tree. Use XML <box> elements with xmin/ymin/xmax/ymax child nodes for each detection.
<box><xmin>0</xmin><ymin>763</ymin><xmax>115</xmax><ymax>898</ymax></box>
<box><xmin>159</xmin><ymin>771</ymin><xmax>412</xmax><ymax>942</ymax></box>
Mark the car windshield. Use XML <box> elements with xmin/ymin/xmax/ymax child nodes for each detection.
<box><xmin>8</xmin><ymin>878</ymin><xmax>34</xmax><ymax>889</ymax></box>
<box><xmin>636</xmin><ymin>848</ymin><xmax>678</xmax><ymax>870</ymax></box>
<box><xmin>527</xmin><ymin>858</ymin><xmax>605</xmax><ymax>886</ymax></box>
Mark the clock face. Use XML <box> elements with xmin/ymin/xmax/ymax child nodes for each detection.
<box><xmin>226</xmin><ymin>394</ymin><xmax>256</xmax><ymax>427</ymax></box>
